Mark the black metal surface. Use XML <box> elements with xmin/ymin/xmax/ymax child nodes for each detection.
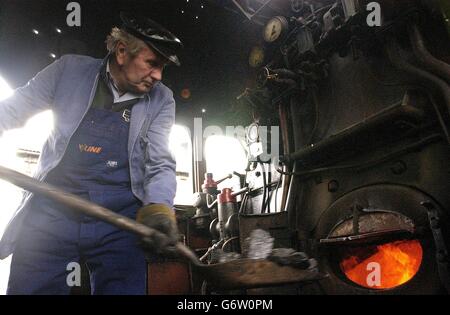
<box><xmin>319</xmin><ymin>229</ymin><xmax>416</xmax><ymax>246</ymax></box>
<box><xmin>422</xmin><ymin>201</ymin><xmax>450</xmax><ymax>292</ymax></box>
<box><xmin>239</xmin><ymin>211</ymin><xmax>292</xmax><ymax>257</ymax></box>
<box><xmin>281</xmin><ymin>103</ymin><xmax>425</xmax><ymax>166</ymax></box>
<box><xmin>386</xmin><ymin>38</ymin><xmax>450</xmax><ymax>119</ymax></box>
<box><xmin>410</xmin><ymin>25</ymin><xmax>450</xmax><ymax>84</ymax></box>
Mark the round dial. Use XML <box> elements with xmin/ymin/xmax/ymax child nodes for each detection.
<box><xmin>246</xmin><ymin>123</ymin><xmax>260</xmax><ymax>143</ymax></box>
<box><xmin>248</xmin><ymin>46</ymin><xmax>265</xmax><ymax>68</ymax></box>
<box><xmin>263</xmin><ymin>16</ymin><xmax>288</xmax><ymax>43</ymax></box>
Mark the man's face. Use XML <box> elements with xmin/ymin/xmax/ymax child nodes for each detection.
<box><xmin>116</xmin><ymin>44</ymin><xmax>166</xmax><ymax>94</ymax></box>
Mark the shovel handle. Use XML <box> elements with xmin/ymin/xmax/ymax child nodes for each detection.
<box><xmin>0</xmin><ymin>165</ymin><xmax>201</xmax><ymax>266</ymax></box>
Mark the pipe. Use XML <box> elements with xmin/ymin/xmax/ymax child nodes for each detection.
<box><xmin>272</xmin><ymin>68</ymin><xmax>299</xmax><ymax>80</ymax></box>
<box><xmin>409</xmin><ymin>25</ymin><xmax>450</xmax><ymax>84</ymax></box>
<box><xmin>215</xmin><ymin>173</ymin><xmax>233</xmax><ymax>185</ymax></box>
<box><xmin>222</xmin><ymin>236</ymin><xmax>239</xmax><ymax>251</ymax></box>
<box><xmin>199</xmin><ymin>240</ymin><xmax>224</xmax><ymax>262</ymax></box>
<box><xmin>386</xmin><ymin>38</ymin><xmax>450</xmax><ymax>118</ymax></box>
<box><xmin>259</xmin><ymin>162</ymin><xmax>267</xmax><ymax>213</ymax></box>
<box><xmin>238</xmin><ymin>192</ymin><xmax>249</xmax><ymax>214</ymax></box>
<box><xmin>231</xmin><ymin>186</ymin><xmax>249</xmax><ymax>197</ymax></box>
<box><xmin>280</xmin><ymin>103</ymin><xmax>424</xmax><ymax>165</ymax></box>
<box><xmin>261</xmin><ymin>67</ymin><xmax>300</xmax><ymax>89</ymax></box>
<box><xmin>273</xmin><ymin>177</ymin><xmax>282</xmax><ymax>213</ymax></box>
<box><xmin>429</xmin><ymin>95</ymin><xmax>450</xmax><ymax>144</ymax></box>
<box><xmin>277</xmin><ymin>133</ymin><xmax>443</xmax><ymax>179</ymax></box>
<box><xmin>284</xmin><ymin>163</ymin><xmax>299</xmax><ymax>231</ymax></box>
<box><xmin>307</xmin><ymin>88</ymin><xmax>320</xmax><ymax>145</ymax></box>
<box><xmin>278</xmin><ymin>101</ymin><xmax>291</xmax><ymax>211</ymax></box>
<box><xmin>206</xmin><ymin>194</ymin><xmax>218</xmax><ymax>209</ymax></box>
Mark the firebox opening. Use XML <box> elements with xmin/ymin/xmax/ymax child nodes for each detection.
<box><xmin>335</xmin><ymin>239</ymin><xmax>423</xmax><ymax>290</ymax></box>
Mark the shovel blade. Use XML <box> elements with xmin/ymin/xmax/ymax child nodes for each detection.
<box><xmin>196</xmin><ymin>258</ymin><xmax>325</xmax><ymax>290</ymax></box>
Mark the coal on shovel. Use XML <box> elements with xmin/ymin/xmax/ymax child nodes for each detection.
<box><xmin>0</xmin><ymin>165</ymin><xmax>326</xmax><ymax>290</ymax></box>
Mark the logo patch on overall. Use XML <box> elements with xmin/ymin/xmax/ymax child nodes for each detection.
<box><xmin>79</xmin><ymin>144</ymin><xmax>102</xmax><ymax>154</ymax></box>
<box><xmin>106</xmin><ymin>160</ymin><xmax>118</xmax><ymax>168</ymax></box>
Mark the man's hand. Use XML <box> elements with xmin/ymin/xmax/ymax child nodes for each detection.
<box><xmin>136</xmin><ymin>204</ymin><xmax>179</xmax><ymax>257</ymax></box>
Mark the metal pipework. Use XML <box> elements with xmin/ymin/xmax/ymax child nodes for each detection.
<box><xmin>280</xmin><ymin>103</ymin><xmax>425</xmax><ymax>166</ymax></box>
<box><xmin>203</xmin><ymin>176</ymin><xmax>244</xmax><ymax>209</ymax></box>
<box><xmin>218</xmin><ymin>188</ymin><xmax>239</xmax><ymax>240</ymax></box>
<box><xmin>258</xmin><ymin>67</ymin><xmax>299</xmax><ymax>88</ymax></box>
<box><xmin>215</xmin><ymin>173</ymin><xmax>233</xmax><ymax>185</ymax></box>
<box><xmin>210</xmin><ymin>187</ymin><xmax>245</xmax><ymax>241</ymax></box>
<box><xmin>409</xmin><ymin>25</ymin><xmax>450</xmax><ymax>84</ymax></box>
<box><xmin>192</xmin><ymin>173</ymin><xmax>232</xmax><ymax>230</ymax></box>
<box><xmin>386</xmin><ymin>37</ymin><xmax>450</xmax><ymax>117</ymax></box>
<box><xmin>231</xmin><ymin>186</ymin><xmax>249</xmax><ymax>197</ymax></box>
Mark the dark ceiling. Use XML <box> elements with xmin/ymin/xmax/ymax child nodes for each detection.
<box><xmin>0</xmin><ymin>0</ymin><xmax>263</xmax><ymax>123</ymax></box>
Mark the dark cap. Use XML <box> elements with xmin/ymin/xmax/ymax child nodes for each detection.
<box><xmin>120</xmin><ymin>12</ymin><xmax>183</xmax><ymax>66</ymax></box>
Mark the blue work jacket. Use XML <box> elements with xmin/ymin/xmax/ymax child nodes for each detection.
<box><xmin>0</xmin><ymin>54</ymin><xmax>177</xmax><ymax>259</ymax></box>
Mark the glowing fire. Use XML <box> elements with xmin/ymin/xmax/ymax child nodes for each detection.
<box><xmin>339</xmin><ymin>239</ymin><xmax>423</xmax><ymax>289</ymax></box>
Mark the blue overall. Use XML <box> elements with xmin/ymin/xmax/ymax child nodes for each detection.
<box><xmin>7</xmin><ymin>105</ymin><xmax>147</xmax><ymax>294</ymax></box>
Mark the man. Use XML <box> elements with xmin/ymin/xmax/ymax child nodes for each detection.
<box><xmin>0</xmin><ymin>13</ymin><xmax>182</xmax><ymax>294</ymax></box>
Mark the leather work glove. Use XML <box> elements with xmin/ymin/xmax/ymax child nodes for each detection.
<box><xmin>136</xmin><ymin>203</ymin><xmax>180</xmax><ymax>258</ymax></box>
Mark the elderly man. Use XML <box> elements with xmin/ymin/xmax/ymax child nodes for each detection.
<box><xmin>0</xmin><ymin>13</ymin><xmax>181</xmax><ymax>294</ymax></box>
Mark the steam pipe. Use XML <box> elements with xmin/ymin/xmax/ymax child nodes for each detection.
<box><xmin>386</xmin><ymin>39</ymin><xmax>450</xmax><ymax>117</ymax></box>
<box><xmin>409</xmin><ymin>25</ymin><xmax>450</xmax><ymax>84</ymax></box>
<box><xmin>260</xmin><ymin>67</ymin><xmax>299</xmax><ymax>89</ymax></box>
<box><xmin>272</xmin><ymin>68</ymin><xmax>298</xmax><ymax>89</ymax></box>
<box><xmin>231</xmin><ymin>186</ymin><xmax>249</xmax><ymax>197</ymax></box>
<box><xmin>215</xmin><ymin>173</ymin><xmax>233</xmax><ymax>185</ymax></box>
<box><xmin>206</xmin><ymin>194</ymin><xmax>218</xmax><ymax>209</ymax></box>
<box><xmin>278</xmin><ymin>100</ymin><xmax>291</xmax><ymax>211</ymax></box>
<box><xmin>272</xmin><ymin>68</ymin><xmax>299</xmax><ymax>80</ymax></box>
<box><xmin>307</xmin><ymin>88</ymin><xmax>320</xmax><ymax>145</ymax></box>
<box><xmin>280</xmin><ymin>103</ymin><xmax>424</xmax><ymax>165</ymax></box>
<box><xmin>260</xmin><ymin>162</ymin><xmax>267</xmax><ymax>213</ymax></box>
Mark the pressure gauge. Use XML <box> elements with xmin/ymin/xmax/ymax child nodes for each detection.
<box><xmin>248</xmin><ymin>46</ymin><xmax>265</xmax><ymax>68</ymax></box>
<box><xmin>246</xmin><ymin>123</ymin><xmax>260</xmax><ymax>143</ymax></box>
<box><xmin>263</xmin><ymin>16</ymin><xmax>289</xmax><ymax>43</ymax></box>
<box><xmin>246</xmin><ymin>123</ymin><xmax>263</xmax><ymax>159</ymax></box>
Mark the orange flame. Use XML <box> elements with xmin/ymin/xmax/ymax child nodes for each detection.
<box><xmin>339</xmin><ymin>239</ymin><xmax>423</xmax><ymax>289</ymax></box>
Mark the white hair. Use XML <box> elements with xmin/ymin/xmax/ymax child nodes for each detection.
<box><xmin>105</xmin><ymin>27</ymin><xmax>147</xmax><ymax>57</ymax></box>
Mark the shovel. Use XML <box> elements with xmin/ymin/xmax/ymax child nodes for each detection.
<box><xmin>0</xmin><ymin>165</ymin><xmax>325</xmax><ymax>290</ymax></box>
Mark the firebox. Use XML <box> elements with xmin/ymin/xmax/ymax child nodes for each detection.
<box><xmin>314</xmin><ymin>185</ymin><xmax>446</xmax><ymax>294</ymax></box>
<box><xmin>338</xmin><ymin>239</ymin><xmax>423</xmax><ymax>290</ymax></box>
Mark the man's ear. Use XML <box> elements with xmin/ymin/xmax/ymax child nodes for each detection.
<box><xmin>115</xmin><ymin>42</ymin><xmax>127</xmax><ymax>66</ymax></box>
